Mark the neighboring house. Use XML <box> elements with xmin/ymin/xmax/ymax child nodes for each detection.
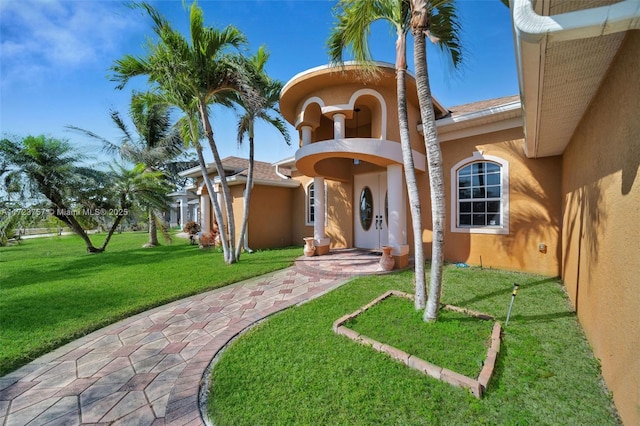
<box><xmin>184</xmin><ymin>1</ymin><xmax>639</xmax><ymax>423</ymax></box>
<box><xmin>167</xmin><ymin>189</ymin><xmax>199</xmax><ymax>228</ymax></box>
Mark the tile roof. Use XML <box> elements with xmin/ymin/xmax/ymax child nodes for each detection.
<box><xmin>220</xmin><ymin>156</ymin><xmax>291</xmax><ymax>181</ymax></box>
<box><xmin>448</xmin><ymin>95</ymin><xmax>521</xmax><ymax>117</ymax></box>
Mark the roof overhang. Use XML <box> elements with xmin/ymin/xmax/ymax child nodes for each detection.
<box><xmin>432</xmin><ymin>100</ymin><xmax>522</xmax><ymax>142</ymax></box>
<box><xmin>181</xmin><ymin>163</ymin><xmax>299</xmax><ymax>190</ymax></box>
<box><xmin>227</xmin><ymin>175</ymin><xmax>300</xmax><ymax>189</ymax></box>
<box><xmin>179</xmin><ymin>163</ymin><xmax>237</xmax><ymax>179</ymax></box>
<box><xmin>511</xmin><ymin>0</ymin><xmax>640</xmax><ymax>158</ymax></box>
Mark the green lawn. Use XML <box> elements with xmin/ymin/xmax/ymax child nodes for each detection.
<box><xmin>345</xmin><ymin>296</ymin><xmax>494</xmax><ymax>378</ymax></box>
<box><xmin>209</xmin><ymin>267</ymin><xmax>620</xmax><ymax>425</ymax></box>
<box><xmin>0</xmin><ymin>232</ymin><xmax>301</xmax><ymax>376</ymax></box>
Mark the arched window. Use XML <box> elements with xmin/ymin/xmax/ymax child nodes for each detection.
<box><xmin>451</xmin><ymin>152</ymin><xmax>509</xmax><ymax>235</ymax></box>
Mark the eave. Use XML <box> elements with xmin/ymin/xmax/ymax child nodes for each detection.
<box><xmin>511</xmin><ymin>0</ymin><xmax>640</xmax><ymax>158</ymax></box>
<box><xmin>433</xmin><ymin>100</ymin><xmax>523</xmax><ymax>142</ymax></box>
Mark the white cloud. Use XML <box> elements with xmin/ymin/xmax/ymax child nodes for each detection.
<box><xmin>0</xmin><ymin>0</ymin><xmax>142</xmax><ymax>86</ymax></box>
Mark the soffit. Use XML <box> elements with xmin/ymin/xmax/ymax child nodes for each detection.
<box><xmin>535</xmin><ymin>31</ymin><xmax>625</xmax><ymax>157</ymax></box>
<box><xmin>520</xmin><ymin>0</ymin><xmax>629</xmax><ymax>157</ymax></box>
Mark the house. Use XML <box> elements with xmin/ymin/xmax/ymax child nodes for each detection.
<box><xmin>178</xmin><ymin>156</ymin><xmax>300</xmax><ymax>249</ymax></box>
<box><xmin>510</xmin><ymin>1</ymin><xmax>639</xmax><ymax>424</ymax></box>
<box><xmin>184</xmin><ymin>0</ymin><xmax>639</xmax><ymax>423</ymax></box>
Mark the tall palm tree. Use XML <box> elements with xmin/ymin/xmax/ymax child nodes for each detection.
<box><xmin>232</xmin><ymin>46</ymin><xmax>291</xmax><ymax>259</ymax></box>
<box><xmin>111</xmin><ymin>1</ymin><xmax>254</xmax><ymax>264</ymax></box>
<box><xmin>409</xmin><ymin>0</ymin><xmax>463</xmax><ymax>321</ymax></box>
<box><xmin>69</xmin><ymin>91</ymin><xmax>190</xmax><ymax>248</ymax></box>
<box><xmin>328</xmin><ymin>0</ymin><xmax>427</xmax><ymax>309</ymax></box>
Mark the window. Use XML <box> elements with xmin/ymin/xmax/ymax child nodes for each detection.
<box><xmin>451</xmin><ymin>153</ymin><xmax>509</xmax><ymax>234</ymax></box>
<box><xmin>306</xmin><ymin>182</ymin><xmax>315</xmax><ymax>225</ymax></box>
<box><xmin>359</xmin><ymin>186</ymin><xmax>373</xmax><ymax>230</ymax></box>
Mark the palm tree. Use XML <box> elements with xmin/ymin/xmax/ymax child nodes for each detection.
<box><xmin>0</xmin><ymin>135</ymin><xmax>99</xmax><ymax>251</ymax></box>
<box><xmin>409</xmin><ymin>0</ymin><xmax>463</xmax><ymax>321</ymax></box>
<box><xmin>69</xmin><ymin>91</ymin><xmax>190</xmax><ymax>248</ymax></box>
<box><xmin>0</xmin><ymin>135</ymin><xmax>109</xmax><ymax>252</ymax></box>
<box><xmin>328</xmin><ymin>0</ymin><xmax>427</xmax><ymax>309</ymax></box>
<box><xmin>111</xmin><ymin>1</ymin><xmax>255</xmax><ymax>264</ymax></box>
<box><xmin>232</xmin><ymin>46</ymin><xmax>291</xmax><ymax>259</ymax></box>
<box><xmin>99</xmin><ymin>163</ymin><xmax>172</xmax><ymax>251</ymax></box>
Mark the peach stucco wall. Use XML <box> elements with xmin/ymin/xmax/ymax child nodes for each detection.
<box><xmin>561</xmin><ymin>31</ymin><xmax>640</xmax><ymax>426</ymax></box>
<box><xmin>246</xmin><ymin>186</ymin><xmax>292</xmax><ymax>249</ymax></box>
<box><xmin>195</xmin><ymin>181</ymin><xmax>294</xmax><ymax>250</ymax></box>
<box><xmin>435</xmin><ymin>127</ymin><xmax>562</xmax><ymax>276</ymax></box>
<box><xmin>285</xmin><ymin>67</ymin><xmax>426</xmax><ymax>155</ymax></box>
<box><xmin>289</xmin><ymin>171</ymin><xmax>353</xmax><ymax>249</ymax></box>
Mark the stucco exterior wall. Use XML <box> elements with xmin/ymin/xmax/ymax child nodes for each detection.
<box><xmin>290</xmin><ymin>173</ymin><xmax>314</xmax><ymax>245</ymax></box>
<box><xmin>193</xmin><ymin>180</ymin><xmax>295</xmax><ymax>250</ymax></box>
<box><xmin>289</xmin><ymin>171</ymin><xmax>353</xmax><ymax>249</ymax></box>
<box><xmin>437</xmin><ymin>127</ymin><xmax>562</xmax><ymax>276</ymax></box>
<box><xmin>560</xmin><ymin>31</ymin><xmax>640</xmax><ymax>426</ymax></box>
<box><xmin>246</xmin><ymin>186</ymin><xmax>293</xmax><ymax>249</ymax></box>
<box><xmin>286</xmin><ymin>67</ymin><xmax>426</xmax><ymax>156</ymax></box>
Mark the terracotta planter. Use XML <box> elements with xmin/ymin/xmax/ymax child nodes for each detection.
<box><xmin>303</xmin><ymin>237</ymin><xmax>316</xmax><ymax>257</ymax></box>
<box><xmin>380</xmin><ymin>245</ymin><xmax>395</xmax><ymax>271</ymax></box>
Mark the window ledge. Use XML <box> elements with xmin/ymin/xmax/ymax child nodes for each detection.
<box><xmin>451</xmin><ymin>226</ymin><xmax>509</xmax><ymax>235</ymax></box>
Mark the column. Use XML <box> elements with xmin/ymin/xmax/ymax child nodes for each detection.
<box><xmin>387</xmin><ymin>164</ymin><xmax>410</xmax><ymax>268</ymax></box>
<box><xmin>169</xmin><ymin>203</ymin><xmax>178</xmax><ymax>227</ymax></box>
<box><xmin>179</xmin><ymin>197</ymin><xmax>188</xmax><ymax>229</ymax></box>
<box><xmin>313</xmin><ymin>176</ymin><xmax>330</xmax><ymax>255</ymax></box>
<box><xmin>333</xmin><ymin>113</ymin><xmax>345</xmax><ymax>139</ymax></box>
<box><xmin>200</xmin><ymin>194</ymin><xmax>210</xmax><ymax>234</ymax></box>
<box><xmin>301</xmin><ymin>125</ymin><xmax>312</xmax><ymax>146</ymax></box>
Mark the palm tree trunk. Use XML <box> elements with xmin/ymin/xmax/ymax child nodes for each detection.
<box><xmin>413</xmin><ymin>27</ymin><xmax>446</xmax><ymax>322</ymax></box>
<box><xmin>54</xmin><ymin>211</ymin><xmax>100</xmax><ymax>253</ymax></box>
<box><xmin>194</xmin><ymin>144</ymin><xmax>229</xmax><ymax>256</ymax></box>
<box><xmin>396</xmin><ymin>29</ymin><xmax>427</xmax><ymax>310</ymax></box>
<box><xmin>235</xmin><ymin>133</ymin><xmax>254</xmax><ymax>259</ymax></box>
<box><xmin>185</xmin><ymin>117</ymin><xmax>230</xmax><ymax>260</ymax></box>
<box><xmin>99</xmin><ymin>213</ymin><xmax>126</xmax><ymax>251</ymax></box>
<box><xmin>198</xmin><ymin>99</ymin><xmax>237</xmax><ymax>264</ymax></box>
<box><xmin>147</xmin><ymin>208</ymin><xmax>159</xmax><ymax>246</ymax></box>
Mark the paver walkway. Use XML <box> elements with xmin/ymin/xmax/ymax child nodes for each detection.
<box><xmin>0</xmin><ymin>250</ymin><xmax>389</xmax><ymax>425</ymax></box>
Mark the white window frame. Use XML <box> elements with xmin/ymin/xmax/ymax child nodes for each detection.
<box><xmin>450</xmin><ymin>152</ymin><xmax>509</xmax><ymax>235</ymax></box>
<box><xmin>305</xmin><ymin>180</ymin><xmax>327</xmax><ymax>226</ymax></box>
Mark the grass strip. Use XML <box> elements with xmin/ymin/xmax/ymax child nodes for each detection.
<box><xmin>345</xmin><ymin>295</ymin><xmax>494</xmax><ymax>378</ymax></box>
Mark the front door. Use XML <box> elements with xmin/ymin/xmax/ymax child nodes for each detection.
<box><xmin>354</xmin><ymin>172</ymin><xmax>388</xmax><ymax>250</ymax></box>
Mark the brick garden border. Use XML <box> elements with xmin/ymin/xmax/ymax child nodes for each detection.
<box><xmin>332</xmin><ymin>290</ymin><xmax>502</xmax><ymax>398</ymax></box>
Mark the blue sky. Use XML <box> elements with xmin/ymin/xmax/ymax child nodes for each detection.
<box><xmin>0</xmin><ymin>0</ymin><xmax>517</xmax><ymax>166</ymax></box>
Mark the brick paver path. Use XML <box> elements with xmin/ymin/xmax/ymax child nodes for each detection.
<box><xmin>0</xmin><ymin>266</ymin><xmax>351</xmax><ymax>425</ymax></box>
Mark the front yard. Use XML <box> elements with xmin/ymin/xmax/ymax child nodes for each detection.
<box><xmin>0</xmin><ymin>232</ymin><xmax>300</xmax><ymax>376</ymax></box>
<box><xmin>208</xmin><ymin>266</ymin><xmax>620</xmax><ymax>425</ymax></box>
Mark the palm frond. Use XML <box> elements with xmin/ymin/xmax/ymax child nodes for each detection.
<box><xmin>428</xmin><ymin>0</ymin><xmax>464</xmax><ymax>68</ymax></box>
<box><xmin>328</xmin><ymin>0</ymin><xmax>407</xmax><ymax>76</ymax></box>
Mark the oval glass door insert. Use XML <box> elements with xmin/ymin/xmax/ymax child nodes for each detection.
<box><xmin>359</xmin><ymin>186</ymin><xmax>373</xmax><ymax>230</ymax></box>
